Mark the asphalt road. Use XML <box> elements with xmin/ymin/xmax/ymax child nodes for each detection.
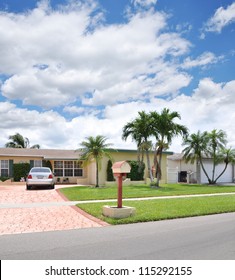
<box><xmin>1</xmin><ymin>212</ymin><xmax>235</xmax><ymax>260</ymax></box>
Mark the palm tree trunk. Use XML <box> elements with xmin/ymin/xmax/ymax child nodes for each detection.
<box><xmin>212</xmin><ymin>153</ymin><xmax>216</xmax><ymax>183</ymax></box>
<box><xmin>146</xmin><ymin>150</ymin><xmax>153</xmax><ymax>183</ymax></box>
<box><xmin>214</xmin><ymin>163</ymin><xmax>228</xmax><ymax>183</ymax></box>
<box><xmin>96</xmin><ymin>160</ymin><xmax>99</xmax><ymax>188</ymax></box>
<box><xmin>156</xmin><ymin>150</ymin><xmax>163</xmax><ymax>187</ymax></box>
<box><xmin>199</xmin><ymin>158</ymin><xmax>212</xmax><ymax>184</ymax></box>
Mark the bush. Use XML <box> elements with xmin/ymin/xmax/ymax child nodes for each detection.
<box><xmin>43</xmin><ymin>160</ymin><xmax>52</xmax><ymax>170</ymax></box>
<box><xmin>106</xmin><ymin>160</ymin><xmax>115</xmax><ymax>181</ymax></box>
<box><xmin>127</xmin><ymin>161</ymin><xmax>145</xmax><ymax>181</ymax></box>
<box><xmin>13</xmin><ymin>163</ymin><xmax>30</xmax><ymax>181</ymax></box>
<box><xmin>0</xmin><ymin>176</ymin><xmax>10</xmax><ymax>182</ymax></box>
<box><xmin>106</xmin><ymin>160</ymin><xmax>145</xmax><ymax>182</ymax></box>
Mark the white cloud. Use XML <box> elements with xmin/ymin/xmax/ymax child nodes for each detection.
<box><xmin>182</xmin><ymin>52</ymin><xmax>223</xmax><ymax>69</ymax></box>
<box><xmin>0</xmin><ymin>1</ymin><xmax>233</xmax><ymax>153</ymax></box>
<box><xmin>63</xmin><ymin>106</ymin><xmax>86</xmax><ymax>115</ymax></box>
<box><xmin>176</xmin><ymin>22</ymin><xmax>192</xmax><ymax>34</ymax></box>
<box><xmin>202</xmin><ymin>2</ymin><xmax>235</xmax><ymax>35</ymax></box>
<box><xmin>132</xmin><ymin>0</ymin><xmax>157</xmax><ymax>7</ymax></box>
<box><xmin>1</xmin><ymin>78</ymin><xmax>235</xmax><ymax>152</ymax></box>
<box><xmin>0</xmin><ymin>2</ymin><xmax>191</xmax><ymax>108</ymax></box>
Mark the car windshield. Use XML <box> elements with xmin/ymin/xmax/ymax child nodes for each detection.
<box><xmin>31</xmin><ymin>168</ymin><xmax>50</xmax><ymax>173</ymax></box>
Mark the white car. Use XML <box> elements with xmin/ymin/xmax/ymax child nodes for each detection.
<box><xmin>26</xmin><ymin>167</ymin><xmax>55</xmax><ymax>190</ymax></box>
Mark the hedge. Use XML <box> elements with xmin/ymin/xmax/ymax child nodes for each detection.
<box><xmin>127</xmin><ymin>160</ymin><xmax>145</xmax><ymax>181</ymax></box>
<box><xmin>13</xmin><ymin>163</ymin><xmax>30</xmax><ymax>182</ymax></box>
<box><xmin>106</xmin><ymin>160</ymin><xmax>115</xmax><ymax>181</ymax></box>
<box><xmin>106</xmin><ymin>160</ymin><xmax>145</xmax><ymax>181</ymax></box>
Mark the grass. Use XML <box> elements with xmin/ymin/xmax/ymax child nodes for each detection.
<box><xmin>59</xmin><ymin>183</ymin><xmax>235</xmax><ymax>201</ymax></box>
<box><xmin>77</xmin><ymin>195</ymin><xmax>235</xmax><ymax>225</ymax></box>
<box><xmin>59</xmin><ymin>183</ymin><xmax>235</xmax><ymax>225</ymax></box>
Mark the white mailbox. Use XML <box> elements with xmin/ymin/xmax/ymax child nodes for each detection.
<box><xmin>112</xmin><ymin>161</ymin><xmax>131</xmax><ymax>176</ymax></box>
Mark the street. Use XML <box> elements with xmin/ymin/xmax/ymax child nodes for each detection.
<box><xmin>1</xmin><ymin>212</ymin><xmax>235</xmax><ymax>259</ymax></box>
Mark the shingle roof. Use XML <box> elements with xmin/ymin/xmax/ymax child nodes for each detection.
<box><xmin>0</xmin><ymin>147</ymin><xmax>173</xmax><ymax>160</ymax></box>
<box><xmin>167</xmin><ymin>153</ymin><xmax>184</xmax><ymax>160</ymax></box>
<box><xmin>0</xmin><ymin>148</ymin><xmax>81</xmax><ymax>160</ymax></box>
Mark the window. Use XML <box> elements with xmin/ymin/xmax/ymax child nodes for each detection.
<box><xmin>1</xmin><ymin>160</ymin><xmax>9</xmax><ymax>177</ymax></box>
<box><xmin>74</xmin><ymin>161</ymin><xmax>83</xmax><ymax>177</ymax></box>
<box><xmin>54</xmin><ymin>161</ymin><xmax>63</xmax><ymax>177</ymax></box>
<box><xmin>34</xmin><ymin>160</ymin><xmax>42</xmax><ymax>167</ymax></box>
<box><xmin>64</xmin><ymin>161</ymin><xmax>73</xmax><ymax>177</ymax></box>
<box><xmin>53</xmin><ymin>161</ymin><xmax>83</xmax><ymax>177</ymax></box>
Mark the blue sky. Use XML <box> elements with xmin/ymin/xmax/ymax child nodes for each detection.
<box><xmin>0</xmin><ymin>0</ymin><xmax>234</xmax><ymax>151</ymax></box>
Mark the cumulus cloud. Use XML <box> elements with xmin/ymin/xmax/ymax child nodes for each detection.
<box><xmin>202</xmin><ymin>2</ymin><xmax>235</xmax><ymax>36</ymax></box>
<box><xmin>1</xmin><ymin>77</ymin><xmax>235</xmax><ymax>152</ymax></box>
<box><xmin>0</xmin><ymin>0</ymin><xmax>233</xmax><ymax>153</ymax></box>
<box><xmin>63</xmin><ymin>106</ymin><xmax>86</xmax><ymax>115</ymax></box>
<box><xmin>132</xmin><ymin>0</ymin><xmax>157</xmax><ymax>7</ymax></box>
<box><xmin>182</xmin><ymin>52</ymin><xmax>223</xmax><ymax>69</ymax></box>
<box><xmin>0</xmin><ymin>1</ymin><xmax>191</xmax><ymax>108</ymax></box>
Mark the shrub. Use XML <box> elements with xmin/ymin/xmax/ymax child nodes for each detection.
<box><xmin>0</xmin><ymin>176</ymin><xmax>10</xmax><ymax>182</ymax></box>
<box><xmin>106</xmin><ymin>160</ymin><xmax>115</xmax><ymax>181</ymax></box>
<box><xmin>43</xmin><ymin>160</ymin><xmax>52</xmax><ymax>170</ymax></box>
<box><xmin>127</xmin><ymin>161</ymin><xmax>145</xmax><ymax>181</ymax></box>
<box><xmin>13</xmin><ymin>163</ymin><xmax>30</xmax><ymax>181</ymax></box>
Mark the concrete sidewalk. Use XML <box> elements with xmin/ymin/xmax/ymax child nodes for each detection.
<box><xmin>1</xmin><ymin>191</ymin><xmax>235</xmax><ymax>209</ymax></box>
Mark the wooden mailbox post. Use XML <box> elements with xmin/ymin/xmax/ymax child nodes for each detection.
<box><xmin>112</xmin><ymin>161</ymin><xmax>131</xmax><ymax>208</ymax></box>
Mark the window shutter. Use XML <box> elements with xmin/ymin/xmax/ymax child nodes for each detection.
<box><xmin>30</xmin><ymin>160</ymin><xmax>34</xmax><ymax>169</ymax></box>
<box><xmin>9</xmin><ymin>160</ymin><xmax>14</xmax><ymax>177</ymax></box>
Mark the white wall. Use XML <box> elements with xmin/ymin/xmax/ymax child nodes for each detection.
<box><xmin>200</xmin><ymin>160</ymin><xmax>233</xmax><ymax>183</ymax></box>
<box><xmin>167</xmin><ymin>159</ymin><xmax>197</xmax><ymax>183</ymax></box>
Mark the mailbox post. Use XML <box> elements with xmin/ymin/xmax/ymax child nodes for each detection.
<box><xmin>112</xmin><ymin>161</ymin><xmax>131</xmax><ymax>208</ymax></box>
<box><xmin>102</xmin><ymin>161</ymin><xmax>135</xmax><ymax>219</ymax></box>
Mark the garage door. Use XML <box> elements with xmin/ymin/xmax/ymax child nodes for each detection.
<box><xmin>200</xmin><ymin>161</ymin><xmax>233</xmax><ymax>183</ymax></box>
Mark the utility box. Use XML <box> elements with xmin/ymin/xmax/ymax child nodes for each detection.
<box><xmin>112</xmin><ymin>161</ymin><xmax>131</xmax><ymax>177</ymax></box>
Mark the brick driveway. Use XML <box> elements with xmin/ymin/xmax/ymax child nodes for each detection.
<box><xmin>0</xmin><ymin>185</ymin><xmax>108</xmax><ymax>235</ymax></box>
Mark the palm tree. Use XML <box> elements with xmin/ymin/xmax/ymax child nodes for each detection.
<box><xmin>183</xmin><ymin>129</ymin><xmax>234</xmax><ymax>184</ymax></box>
<box><xmin>215</xmin><ymin>147</ymin><xmax>235</xmax><ymax>183</ymax></box>
<box><xmin>207</xmin><ymin>129</ymin><xmax>227</xmax><ymax>183</ymax></box>
<box><xmin>122</xmin><ymin>111</ymin><xmax>154</xmax><ymax>182</ymax></box>
<box><xmin>5</xmin><ymin>133</ymin><xmax>40</xmax><ymax>149</ymax></box>
<box><xmin>151</xmin><ymin>108</ymin><xmax>188</xmax><ymax>187</ymax></box>
<box><xmin>78</xmin><ymin>135</ymin><xmax>113</xmax><ymax>188</ymax></box>
<box><xmin>182</xmin><ymin>131</ymin><xmax>211</xmax><ymax>183</ymax></box>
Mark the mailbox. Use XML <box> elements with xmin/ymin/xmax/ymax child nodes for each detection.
<box><xmin>112</xmin><ymin>161</ymin><xmax>131</xmax><ymax>177</ymax></box>
<box><xmin>112</xmin><ymin>161</ymin><xmax>131</xmax><ymax>208</ymax></box>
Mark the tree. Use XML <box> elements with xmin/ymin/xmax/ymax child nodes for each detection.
<box><xmin>78</xmin><ymin>135</ymin><xmax>113</xmax><ymax>188</ymax></box>
<box><xmin>106</xmin><ymin>159</ymin><xmax>115</xmax><ymax>182</ymax></box>
<box><xmin>5</xmin><ymin>133</ymin><xmax>40</xmax><ymax>149</ymax></box>
<box><xmin>182</xmin><ymin>131</ymin><xmax>211</xmax><ymax>183</ymax></box>
<box><xmin>215</xmin><ymin>147</ymin><xmax>235</xmax><ymax>183</ymax></box>
<box><xmin>122</xmin><ymin>111</ymin><xmax>154</xmax><ymax>182</ymax></box>
<box><xmin>207</xmin><ymin>129</ymin><xmax>227</xmax><ymax>183</ymax></box>
<box><xmin>150</xmin><ymin>108</ymin><xmax>188</xmax><ymax>187</ymax></box>
<box><xmin>183</xmin><ymin>129</ymin><xmax>235</xmax><ymax>184</ymax></box>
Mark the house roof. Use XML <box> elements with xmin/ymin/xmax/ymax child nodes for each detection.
<box><xmin>0</xmin><ymin>147</ymin><xmax>173</xmax><ymax>160</ymax></box>
<box><xmin>0</xmin><ymin>148</ymin><xmax>81</xmax><ymax>160</ymax></box>
<box><xmin>167</xmin><ymin>153</ymin><xmax>184</xmax><ymax>161</ymax></box>
<box><xmin>107</xmin><ymin>148</ymin><xmax>173</xmax><ymax>155</ymax></box>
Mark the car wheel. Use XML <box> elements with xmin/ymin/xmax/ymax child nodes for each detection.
<box><xmin>50</xmin><ymin>185</ymin><xmax>55</xmax><ymax>189</ymax></box>
<box><xmin>26</xmin><ymin>185</ymin><xmax>31</xmax><ymax>190</ymax></box>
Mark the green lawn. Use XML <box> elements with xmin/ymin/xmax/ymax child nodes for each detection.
<box><xmin>77</xmin><ymin>195</ymin><xmax>235</xmax><ymax>225</ymax></box>
<box><xmin>59</xmin><ymin>183</ymin><xmax>235</xmax><ymax>201</ymax></box>
<box><xmin>59</xmin><ymin>183</ymin><xmax>235</xmax><ymax>225</ymax></box>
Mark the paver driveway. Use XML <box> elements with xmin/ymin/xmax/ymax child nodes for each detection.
<box><xmin>0</xmin><ymin>185</ymin><xmax>108</xmax><ymax>235</ymax></box>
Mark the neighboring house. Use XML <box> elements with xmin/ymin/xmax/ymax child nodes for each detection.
<box><xmin>167</xmin><ymin>153</ymin><xmax>235</xmax><ymax>184</ymax></box>
<box><xmin>0</xmin><ymin>148</ymin><xmax>172</xmax><ymax>185</ymax></box>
